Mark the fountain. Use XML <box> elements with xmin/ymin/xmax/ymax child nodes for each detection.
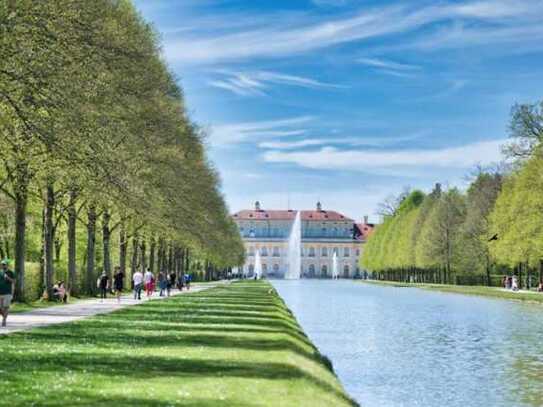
<box><xmin>254</xmin><ymin>249</ymin><xmax>262</xmax><ymax>279</ymax></box>
<box><xmin>332</xmin><ymin>251</ymin><xmax>339</xmax><ymax>279</ymax></box>
<box><xmin>285</xmin><ymin>211</ymin><xmax>302</xmax><ymax>279</ymax></box>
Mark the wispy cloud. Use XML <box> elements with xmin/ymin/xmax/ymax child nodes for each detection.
<box><xmin>357</xmin><ymin>57</ymin><xmax>421</xmax><ymax>71</ymax></box>
<box><xmin>210</xmin><ymin>116</ymin><xmax>313</xmax><ymax>145</ymax></box>
<box><xmin>164</xmin><ymin>1</ymin><xmax>543</xmax><ymax>64</ymax></box>
<box><xmin>209</xmin><ymin>70</ymin><xmax>345</xmax><ymax>96</ymax></box>
<box><xmin>258</xmin><ymin>132</ymin><xmax>427</xmax><ymax>150</ymax></box>
<box><xmin>262</xmin><ymin>139</ymin><xmax>505</xmax><ymax>174</ymax></box>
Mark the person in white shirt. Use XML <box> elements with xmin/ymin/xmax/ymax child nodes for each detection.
<box><xmin>133</xmin><ymin>270</ymin><xmax>144</xmax><ymax>300</ymax></box>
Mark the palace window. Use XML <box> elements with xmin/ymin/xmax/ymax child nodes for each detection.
<box><xmin>262</xmin><ymin>264</ymin><xmax>268</xmax><ymax>274</ymax></box>
<box><xmin>273</xmin><ymin>247</ymin><xmax>280</xmax><ymax>257</ymax></box>
<box><xmin>249</xmin><ymin>264</ymin><xmax>255</xmax><ymax>274</ymax></box>
<box><xmin>321</xmin><ymin>227</ymin><xmax>327</xmax><ymax>236</ymax></box>
<box><xmin>273</xmin><ymin>264</ymin><xmax>279</xmax><ymax>273</ymax></box>
<box><xmin>308</xmin><ymin>264</ymin><xmax>316</xmax><ymax>277</ymax></box>
<box><xmin>321</xmin><ymin>247</ymin><xmax>328</xmax><ymax>257</ymax></box>
<box><xmin>248</xmin><ymin>246</ymin><xmax>255</xmax><ymax>256</ymax></box>
<box><xmin>249</xmin><ymin>229</ymin><xmax>255</xmax><ymax>238</ymax></box>
<box><xmin>356</xmin><ymin>248</ymin><xmax>360</xmax><ymax>256</ymax></box>
<box><xmin>343</xmin><ymin>264</ymin><xmax>350</xmax><ymax>277</ymax></box>
<box><xmin>308</xmin><ymin>247</ymin><xmax>316</xmax><ymax>257</ymax></box>
<box><xmin>344</xmin><ymin>247</ymin><xmax>350</xmax><ymax>257</ymax></box>
<box><xmin>261</xmin><ymin>247</ymin><xmax>268</xmax><ymax>257</ymax></box>
<box><xmin>321</xmin><ymin>265</ymin><xmax>328</xmax><ymax>277</ymax></box>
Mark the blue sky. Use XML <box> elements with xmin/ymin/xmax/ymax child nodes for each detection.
<box><xmin>134</xmin><ymin>0</ymin><xmax>543</xmax><ymax>222</ymax></box>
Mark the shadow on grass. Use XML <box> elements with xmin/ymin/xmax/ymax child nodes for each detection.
<box><xmin>2</xmin><ymin>281</ymin><xmax>359</xmax><ymax>407</ymax></box>
<box><xmin>6</xmin><ymin>353</ymin><xmax>353</xmax><ymax>405</ymax></box>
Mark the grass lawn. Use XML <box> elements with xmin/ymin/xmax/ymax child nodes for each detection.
<box><xmin>1</xmin><ymin>281</ymin><xmax>357</xmax><ymax>407</ymax></box>
<box><xmin>361</xmin><ymin>279</ymin><xmax>543</xmax><ymax>303</ymax></box>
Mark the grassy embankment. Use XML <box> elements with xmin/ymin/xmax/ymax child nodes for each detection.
<box><xmin>0</xmin><ymin>281</ymin><xmax>357</xmax><ymax>407</ymax></box>
<box><xmin>362</xmin><ymin>279</ymin><xmax>543</xmax><ymax>303</ymax></box>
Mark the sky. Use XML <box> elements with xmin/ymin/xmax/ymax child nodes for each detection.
<box><xmin>134</xmin><ymin>0</ymin><xmax>543</xmax><ymax>222</ymax></box>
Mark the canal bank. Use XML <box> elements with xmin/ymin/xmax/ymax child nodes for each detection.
<box><xmin>360</xmin><ymin>279</ymin><xmax>543</xmax><ymax>303</ymax></box>
<box><xmin>0</xmin><ymin>281</ymin><xmax>357</xmax><ymax>407</ymax></box>
<box><xmin>272</xmin><ymin>279</ymin><xmax>543</xmax><ymax>407</ymax></box>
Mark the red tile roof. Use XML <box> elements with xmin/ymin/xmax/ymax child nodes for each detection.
<box><xmin>354</xmin><ymin>223</ymin><xmax>375</xmax><ymax>240</ymax></box>
<box><xmin>232</xmin><ymin>210</ymin><xmax>353</xmax><ymax>222</ymax></box>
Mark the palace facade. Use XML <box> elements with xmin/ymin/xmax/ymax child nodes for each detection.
<box><xmin>232</xmin><ymin>201</ymin><xmax>374</xmax><ymax>278</ymax></box>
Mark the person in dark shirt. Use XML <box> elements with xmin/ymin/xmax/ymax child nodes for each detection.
<box><xmin>98</xmin><ymin>272</ymin><xmax>109</xmax><ymax>302</ymax></box>
<box><xmin>113</xmin><ymin>266</ymin><xmax>124</xmax><ymax>303</ymax></box>
<box><xmin>0</xmin><ymin>260</ymin><xmax>15</xmax><ymax>327</ymax></box>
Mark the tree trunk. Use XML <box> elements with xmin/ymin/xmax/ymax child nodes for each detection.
<box><xmin>119</xmin><ymin>219</ymin><xmax>127</xmax><ymax>276</ymax></box>
<box><xmin>131</xmin><ymin>235</ymin><xmax>139</xmax><ymax>276</ymax></box>
<box><xmin>86</xmin><ymin>205</ymin><xmax>97</xmax><ymax>295</ymax></box>
<box><xmin>67</xmin><ymin>193</ymin><xmax>77</xmax><ymax>295</ymax></box>
<box><xmin>168</xmin><ymin>244</ymin><xmax>173</xmax><ymax>273</ymax></box>
<box><xmin>140</xmin><ymin>239</ymin><xmax>146</xmax><ymax>272</ymax></box>
<box><xmin>43</xmin><ymin>183</ymin><xmax>55</xmax><ymax>299</ymax></box>
<box><xmin>102</xmin><ymin>210</ymin><xmax>111</xmax><ymax>278</ymax></box>
<box><xmin>149</xmin><ymin>236</ymin><xmax>156</xmax><ymax>274</ymax></box>
<box><xmin>13</xmin><ymin>185</ymin><xmax>28</xmax><ymax>301</ymax></box>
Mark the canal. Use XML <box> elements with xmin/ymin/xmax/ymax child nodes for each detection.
<box><xmin>271</xmin><ymin>279</ymin><xmax>543</xmax><ymax>407</ymax></box>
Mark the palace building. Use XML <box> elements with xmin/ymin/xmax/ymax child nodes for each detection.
<box><xmin>232</xmin><ymin>201</ymin><xmax>374</xmax><ymax>278</ymax></box>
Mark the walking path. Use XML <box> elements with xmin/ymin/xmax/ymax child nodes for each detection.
<box><xmin>0</xmin><ymin>282</ymin><xmax>223</xmax><ymax>336</ymax></box>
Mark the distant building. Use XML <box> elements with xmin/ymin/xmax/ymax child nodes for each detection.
<box><xmin>232</xmin><ymin>201</ymin><xmax>374</xmax><ymax>278</ymax></box>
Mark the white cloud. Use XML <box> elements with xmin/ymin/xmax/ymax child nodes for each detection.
<box><xmin>164</xmin><ymin>0</ymin><xmax>543</xmax><ymax>64</ymax></box>
<box><xmin>262</xmin><ymin>139</ymin><xmax>505</xmax><ymax>173</ymax></box>
<box><xmin>357</xmin><ymin>57</ymin><xmax>421</xmax><ymax>71</ymax></box>
<box><xmin>209</xmin><ymin>70</ymin><xmax>344</xmax><ymax>96</ymax></box>
<box><xmin>210</xmin><ymin>116</ymin><xmax>313</xmax><ymax>145</ymax></box>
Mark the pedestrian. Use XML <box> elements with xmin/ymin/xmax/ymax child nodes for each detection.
<box><xmin>113</xmin><ymin>266</ymin><xmax>124</xmax><ymax>303</ymax></box>
<box><xmin>144</xmin><ymin>268</ymin><xmax>154</xmax><ymax>297</ymax></box>
<box><xmin>177</xmin><ymin>274</ymin><xmax>184</xmax><ymax>291</ymax></box>
<box><xmin>53</xmin><ymin>281</ymin><xmax>67</xmax><ymax>303</ymax></box>
<box><xmin>169</xmin><ymin>272</ymin><xmax>176</xmax><ymax>289</ymax></box>
<box><xmin>98</xmin><ymin>272</ymin><xmax>109</xmax><ymax>302</ymax></box>
<box><xmin>501</xmin><ymin>275</ymin><xmax>507</xmax><ymax>288</ymax></box>
<box><xmin>512</xmin><ymin>276</ymin><xmax>519</xmax><ymax>291</ymax></box>
<box><xmin>0</xmin><ymin>260</ymin><xmax>15</xmax><ymax>328</ymax></box>
<box><xmin>184</xmin><ymin>273</ymin><xmax>191</xmax><ymax>290</ymax></box>
<box><xmin>158</xmin><ymin>271</ymin><xmax>167</xmax><ymax>297</ymax></box>
<box><xmin>133</xmin><ymin>268</ymin><xmax>144</xmax><ymax>300</ymax></box>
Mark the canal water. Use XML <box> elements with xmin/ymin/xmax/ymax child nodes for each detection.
<box><xmin>271</xmin><ymin>279</ymin><xmax>543</xmax><ymax>407</ymax></box>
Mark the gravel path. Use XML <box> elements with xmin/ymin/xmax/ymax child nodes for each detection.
<box><xmin>0</xmin><ymin>283</ymin><xmax>223</xmax><ymax>335</ymax></box>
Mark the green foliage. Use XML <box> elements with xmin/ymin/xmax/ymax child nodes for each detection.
<box><xmin>0</xmin><ymin>0</ymin><xmax>244</xmax><ymax>300</ymax></box>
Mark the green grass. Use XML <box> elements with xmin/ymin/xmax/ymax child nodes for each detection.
<box><xmin>0</xmin><ymin>281</ymin><xmax>356</xmax><ymax>407</ymax></box>
<box><xmin>361</xmin><ymin>279</ymin><xmax>543</xmax><ymax>303</ymax></box>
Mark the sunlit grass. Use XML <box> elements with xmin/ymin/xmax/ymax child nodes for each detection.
<box><xmin>1</xmin><ymin>281</ymin><xmax>357</xmax><ymax>407</ymax></box>
<box><xmin>362</xmin><ymin>279</ymin><xmax>543</xmax><ymax>303</ymax></box>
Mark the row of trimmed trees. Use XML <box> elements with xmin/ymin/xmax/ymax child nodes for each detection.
<box><xmin>361</xmin><ymin>100</ymin><xmax>543</xmax><ymax>287</ymax></box>
<box><xmin>0</xmin><ymin>1</ymin><xmax>245</xmax><ymax>301</ymax></box>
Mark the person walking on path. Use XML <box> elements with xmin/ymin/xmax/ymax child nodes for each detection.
<box><xmin>113</xmin><ymin>267</ymin><xmax>124</xmax><ymax>303</ymax></box>
<box><xmin>98</xmin><ymin>272</ymin><xmax>109</xmax><ymax>302</ymax></box>
<box><xmin>0</xmin><ymin>260</ymin><xmax>15</xmax><ymax>328</ymax></box>
<box><xmin>144</xmin><ymin>268</ymin><xmax>154</xmax><ymax>297</ymax></box>
<box><xmin>133</xmin><ymin>269</ymin><xmax>144</xmax><ymax>300</ymax></box>
<box><xmin>184</xmin><ymin>273</ymin><xmax>191</xmax><ymax>290</ymax></box>
<box><xmin>158</xmin><ymin>271</ymin><xmax>168</xmax><ymax>297</ymax></box>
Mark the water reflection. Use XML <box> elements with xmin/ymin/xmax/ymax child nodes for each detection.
<box><xmin>271</xmin><ymin>279</ymin><xmax>543</xmax><ymax>407</ymax></box>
